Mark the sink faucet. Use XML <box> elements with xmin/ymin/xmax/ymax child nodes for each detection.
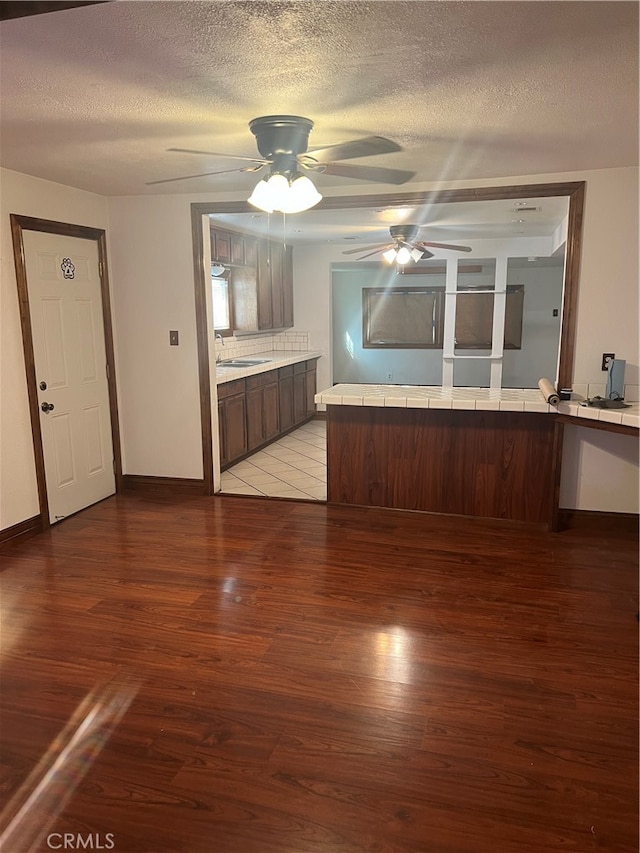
<box><xmin>215</xmin><ymin>332</ymin><xmax>224</xmax><ymax>362</ymax></box>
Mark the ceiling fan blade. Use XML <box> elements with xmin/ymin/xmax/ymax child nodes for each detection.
<box><xmin>341</xmin><ymin>243</ymin><xmax>388</xmax><ymax>255</ymax></box>
<box><xmin>146</xmin><ymin>165</ymin><xmax>264</xmax><ymax>186</ymax></box>
<box><xmin>356</xmin><ymin>247</ymin><xmax>391</xmax><ymax>260</ymax></box>
<box><xmin>168</xmin><ymin>147</ymin><xmax>268</xmax><ymax>165</ymax></box>
<box><xmin>418</xmin><ymin>241</ymin><xmax>473</xmax><ymax>252</ymax></box>
<box><xmin>306</xmin><ymin>136</ymin><xmax>402</xmax><ymax>162</ymax></box>
<box><xmin>319</xmin><ymin>162</ymin><xmax>416</xmax><ymax>186</ymax></box>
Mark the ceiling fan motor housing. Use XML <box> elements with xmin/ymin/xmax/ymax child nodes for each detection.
<box><xmin>249</xmin><ymin>115</ymin><xmax>314</xmax><ymax>159</ymax></box>
<box><xmin>389</xmin><ymin>224</ymin><xmax>420</xmax><ymax>243</ymax></box>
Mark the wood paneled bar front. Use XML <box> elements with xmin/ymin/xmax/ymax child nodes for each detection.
<box><xmin>317</xmin><ymin>384</ymin><xmax>640</xmax><ymax>529</ymax></box>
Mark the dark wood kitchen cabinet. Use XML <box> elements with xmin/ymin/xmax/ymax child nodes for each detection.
<box><xmin>218</xmin><ymin>358</ymin><xmax>319</xmax><ymax>471</ymax></box>
<box><xmin>278</xmin><ymin>365</ymin><xmax>295</xmax><ymax>432</ymax></box>
<box><xmin>246</xmin><ymin>372</ymin><xmax>279</xmax><ymax>452</ymax></box>
<box><xmin>256</xmin><ymin>239</ymin><xmax>294</xmax><ymax>331</ymax></box>
<box><xmin>211</xmin><ymin>229</ymin><xmax>231</xmax><ymax>263</ymax></box>
<box><xmin>292</xmin><ymin>358</ymin><xmax>318</xmax><ymax>425</ymax></box>
<box><xmin>217</xmin><ymin>378</ymin><xmax>247</xmax><ymax>467</ymax></box>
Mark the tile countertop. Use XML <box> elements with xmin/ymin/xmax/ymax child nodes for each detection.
<box><xmin>314</xmin><ymin>384</ymin><xmax>640</xmax><ymax>429</ymax></box>
<box><xmin>216</xmin><ymin>350</ymin><xmax>323</xmax><ymax>384</ymax></box>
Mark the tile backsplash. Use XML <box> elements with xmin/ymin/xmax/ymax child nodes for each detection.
<box><xmin>214</xmin><ymin>331</ymin><xmax>309</xmax><ymax>361</ymax></box>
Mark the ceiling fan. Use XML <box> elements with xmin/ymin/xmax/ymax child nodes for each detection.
<box><xmin>342</xmin><ymin>224</ymin><xmax>473</xmax><ymax>264</ymax></box>
<box><xmin>147</xmin><ymin>115</ymin><xmax>416</xmax><ymax>196</ymax></box>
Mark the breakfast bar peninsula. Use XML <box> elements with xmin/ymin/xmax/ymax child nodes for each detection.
<box><xmin>315</xmin><ymin>384</ymin><xmax>640</xmax><ymax>529</ymax></box>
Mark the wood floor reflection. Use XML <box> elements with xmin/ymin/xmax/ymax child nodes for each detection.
<box><xmin>1</xmin><ymin>495</ymin><xmax>637</xmax><ymax>853</ymax></box>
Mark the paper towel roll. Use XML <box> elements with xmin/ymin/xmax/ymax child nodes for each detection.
<box><xmin>538</xmin><ymin>377</ymin><xmax>560</xmax><ymax>405</ymax></box>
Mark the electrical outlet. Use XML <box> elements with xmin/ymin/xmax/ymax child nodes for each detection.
<box><xmin>386</xmin><ymin>371</ymin><xmax>393</xmax><ymax>381</ymax></box>
<box><xmin>601</xmin><ymin>352</ymin><xmax>615</xmax><ymax>371</ymax></box>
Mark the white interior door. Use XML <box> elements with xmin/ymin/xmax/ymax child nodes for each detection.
<box><xmin>23</xmin><ymin>230</ymin><xmax>116</xmax><ymax>523</ymax></box>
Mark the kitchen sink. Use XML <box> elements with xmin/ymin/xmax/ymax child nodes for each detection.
<box><xmin>218</xmin><ymin>358</ymin><xmax>271</xmax><ymax>367</ymax></box>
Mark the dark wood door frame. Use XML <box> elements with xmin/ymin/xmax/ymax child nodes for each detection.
<box><xmin>10</xmin><ymin>214</ymin><xmax>123</xmax><ymax>530</ymax></box>
<box><xmin>191</xmin><ymin>181</ymin><xmax>585</xmax><ymax>495</ymax></box>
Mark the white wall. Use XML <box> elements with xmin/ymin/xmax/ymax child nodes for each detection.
<box><xmin>0</xmin><ymin>168</ymin><xmax>109</xmax><ymax>529</ymax></box>
<box><xmin>106</xmin><ymin>194</ymin><xmax>204</xmax><ymax>478</ymax></box>
<box><xmin>2</xmin><ymin>166</ymin><xmax>638</xmax><ymax>529</ymax></box>
<box><xmin>327</xmin><ymin>245</ymin><xmax>563</xmax><ymax>388</ymax></box>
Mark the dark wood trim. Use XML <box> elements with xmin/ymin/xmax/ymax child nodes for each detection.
<box><xmin>555</xmin><ymin>413</ymin><xmax>639</xmax><ymax>437</ymax></box>
<box><xmin>97</xmin><ymin>231</ymin><xmax>123</xmax><ymax>494</ymax></box>
<box><xmin>558</xmin><ymin>508</ymin><xmax>639</xmax><ymax>535</ymax></box>
<box><xmin>10</xmin><ymin>216</ymin><xmax>49</xmax><ymax>526</ymax></box>
<box><xmin>0</xmin><ymin>515</ymin><xmax>44</xmax><ymax>554</ymax></box>
<box><xmin>191</xmin><ymin>205</ymin><xmax>214</xmax><ymax>496</ymax></box>
<box><xmin>191</xmin><ymin>181</ymin><xmax>585</xmax><ymax>497</ymax></box>
<box><xmin>557</xmin><ymin>182</ymin><xmax>585</xmax><ymax>390</ymax></box>
<box><xmin>9</xmin><ymin>214</ymin><xmax>123</xmax><ymax>531</ymax></box>
<box><xmin>122</xmin><ymin>475</ymin><xmax>207</xmax><ymax>495</ymax></box>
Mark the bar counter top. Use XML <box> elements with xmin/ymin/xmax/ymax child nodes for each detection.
<box><xmin>315</xmin><ymin>384</ymin><xmax>640</xmax><ymax>430</ymax></box>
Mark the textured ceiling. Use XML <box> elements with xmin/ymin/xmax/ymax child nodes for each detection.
<box><xmin>0</xmin><ymin>0</ymin><xmax>637</xmax><ymax>198</ymax></box>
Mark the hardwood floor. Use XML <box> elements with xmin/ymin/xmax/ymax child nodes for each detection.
<box><xmin>0</xmin><ymin>495</ymin><xmax>637</xmax><ymax>853</ymax></box>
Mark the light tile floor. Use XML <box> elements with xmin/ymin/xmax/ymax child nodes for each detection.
<box><xmin>220</xmin><ymin>420</ymin><xmax>327</xmax><ymax>501</ymax></box>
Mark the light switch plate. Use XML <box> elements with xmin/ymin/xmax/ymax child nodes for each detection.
<box><xmin>169</xmin><ymin>330</ymin><xmax>179</xmax><ymax>346</ymax></box>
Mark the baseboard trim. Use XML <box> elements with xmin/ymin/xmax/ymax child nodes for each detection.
<box><xmin>558</xmin><ymin>508</ymin><xmax>639</xmax><ymax>534</ymax></box>
<box><xmin>122</xmin><ymin>475</ymin><xmax>207</xmax><ymax>495</ymax></box>
<box><xmin>0</xmin><ymin>515</ymin><xmax>44</xmax><ymax>553</ymax></box>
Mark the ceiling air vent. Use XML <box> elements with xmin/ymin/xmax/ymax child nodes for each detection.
<box><xmin>511</xmin><ymin>205</ymin><xmax>541</xmax><ymax>213</ymax></box>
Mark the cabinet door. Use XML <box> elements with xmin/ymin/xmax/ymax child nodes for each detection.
<box><xmin>293</xmin><ymin>373</ymin><xmax>306</xmax><ymax>424</ymax></box>
<box><xmin>279</xmin><ymin>375</ymin><xmax>294</xmax><ymax>432</ymax></box>
<box><xmin>246</xmin><ymin>387</ymin><xmax>264</xmax><ymax>451</ymax></box>
<box><xmin>214</xmin><ymin>231</ymin><xmax>231</xmax><ymax>263</ymax></box>
<box><xmin>224</xmin><ymin>394</ymin><xmax>248</xmax><ymax>462</ymax></box>
<box><xmin>218</xmin><ymin>401</ymin><xmax>228</xmax><ymax>466</ymax></box>
<box><xmin>270</xmin><ymin>242</ymin><xmax>284</xmax><ymax>329</ymax></box>
<box><xmin>305</xmin><ymin>364</ymin><xmax>317</xmax><ymax>416</ymax></box>
<box><xmin>230</xmin><ymin>234</ymin><xmax>244</xmax><ymax>265</ymax></box>
<box><xmin>256</xmin><ymin>239</ymin><xmax>273</xmax><ymax>329</ymax></box>
<box><xmin>263</xmin><ymin>382</ymin><xmax>280</xmax><ymax>441</ymax></box>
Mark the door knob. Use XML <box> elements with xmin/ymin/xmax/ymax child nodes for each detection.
<box><xmin>41</xmin><ymin>402</ymin><xmax>54</xmax><ymax>413</ymax></box>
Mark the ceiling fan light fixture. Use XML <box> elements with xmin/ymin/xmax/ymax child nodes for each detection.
<box><xmin>247</xmin><ymin>178</ymin><xmax>275</xmax><ymax>212</ymax></box>
<box><xmin>248</xmin><ymin>172</ymin><xmax>322</xmax><ymax>214</ymax></box>
<box><xmin>396</xmin><ymin>246</ymin><xmax>412</xmax><ymax>265</ymax></box>
<box><xmin>382</xmin><ymin>247</ymin><xmax>398</xmax><ymax>264</ymax></box>
<box><xmin>280</xmin><ymin>174</ymin><xmax>323</xmax><ymax>213</ymax></box>
<box><xmin>410</xmin><ymin>247</ymin><xmax>424</xmax><ymax>263</ymax></box>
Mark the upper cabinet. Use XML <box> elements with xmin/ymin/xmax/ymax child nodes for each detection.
<box><xmin>210</xmin><ymin>224</ymin><xmax>293</xmax><ymax>334</ymax></box>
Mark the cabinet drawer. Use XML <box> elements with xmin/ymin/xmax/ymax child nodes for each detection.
<box><xmin>217</xmin><ymin>378</ymin><xmax>246</xmax><ymax>399</ymax></box>
<box><xmin>305</xmin><ymin>358</ymin><xmax>319</xmax><ymax>370</ymax></box>
<box><xmin>293</xmin><ymin>361</ymin><xmax>306</xmax><ymax>375</ymax></box>
<box><xmin>278</xmin><ymin>365</ymin><xmax>294</xmax><ymax>379</ymax></box>
<box><xmin>246</xmin><ymin>368</ymin><xmax>277</xmax><ymax>390</ymax></box>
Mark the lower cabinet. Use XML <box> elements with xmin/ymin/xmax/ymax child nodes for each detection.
<box><xmin>218</xmin><ymin>358</ymin><xmax>318</xmax><ymax>471</ymax></box>
<box><xmin>246</xmin><ymin>373</ymin><xmax>280</xmax><ymax>452</ymax></box>
<box><xmin>217</xmin><ymin>379</ymin><xmax>248</xmax><ymax>467</ymax></box>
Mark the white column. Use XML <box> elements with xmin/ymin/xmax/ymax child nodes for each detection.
<box><xmin>442</xmin><ymin>257</ymin><xmax>458</xmax><ymax>387</ymax></box>
<box><xmin>490</xmin><ymin>256</ymin><xmax>508</xmax><ymax>389</ymax></box>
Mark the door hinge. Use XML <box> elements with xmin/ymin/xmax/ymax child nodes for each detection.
<box><xmin>106</xmin><ymin>362</ymin><xmax>110</xmax><ymax>379</ymax></box>
<box><xmin>98</xmin><ymin>260</ymin><xmax>104</xmax><ymax>277</ymax></box>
